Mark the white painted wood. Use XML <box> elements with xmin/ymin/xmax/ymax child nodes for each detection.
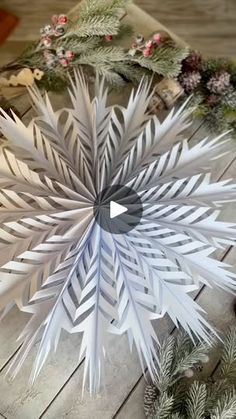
<box><xmin>0</xmin><ymin>332</ymin><xmax>83</xmax><ymax>418</ymax></box>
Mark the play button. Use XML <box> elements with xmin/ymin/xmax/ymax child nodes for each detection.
<box><xmin>110</xmin><ymin>201</ymin><xmax>127</xmax><ymax>219</ymax></box>
<box><xmin>93</xmin><ymin>184</ymin><xmax>143</xmax><ymax>234</ymax></box>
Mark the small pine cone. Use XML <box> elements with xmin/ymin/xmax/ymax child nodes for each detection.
<box><xmin>144</xmin><ymin>384</ymin><xmax>158</xmax><ymax>417</ymax></box>
<box><xmin>207</xmin><ymin>71</ymin><xmax>231</xmax><ymax>94</ymax></box>
<box><xmin>182</xmin><ymin>50</ymin><xmax>202</xmax><ymax>72</ymax></box>
<box><xmin>179</xmin><ymin>71</ymin><xmax>201</xmax><ymax>93</ymax></box>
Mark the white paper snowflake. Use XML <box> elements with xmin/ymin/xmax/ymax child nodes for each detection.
<box><xmin>0</xmin><ymin>72</ymin><xmax>235</xmax><ymax>394</ymax></box>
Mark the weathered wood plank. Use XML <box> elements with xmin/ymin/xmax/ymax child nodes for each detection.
<box><xmin>0</xmin><ymin>308</ymin><xmax>29</xmax><ymax>372</ymax></box>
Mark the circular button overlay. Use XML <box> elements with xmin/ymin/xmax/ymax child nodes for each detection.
<box><xmin>93</xmin><ymin>184</ymin><xmax>143</xmax><ymax>235</ymax></box>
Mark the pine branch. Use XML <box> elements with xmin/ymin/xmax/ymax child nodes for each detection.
<box><xmin>206</xmin><ymin>379</ymin><xmax>233</xmax><ymax>415</ymax></box>
<box><xmin>171</xmin><ymin>333</ymin><xmax>193</xmax><ymax>369</ymax></box>
<box><xmin>153</xmin><ymin>392</ymin><xmax>174</xmax><ymax>419</ymax></box>
<box><xmin>220</xmin><ymin>328</ymin><xmax>236</xmax><ymax>381</ymax></box>
<box><xmin>171</xmin><ymin>342</ymin><xmax>210</xmax><ymax>379</ymax></box>
<box><xmin>170</xmin><ymin>383</ymin><xmax>189</xmax><ymax>417</ymax></box>
<box><xmin>96</xmin><ymin>65</ymin><xmax>125</xmax><ymax>86</ymax></box>
<box><xmin>79</xmin><ymin>46</ymin><xmax>126</xmax><ymax>65</ymax></box>
<box><xmin>131</xmin><ymin>47</ymin><xmax>189</xmax><ymax>78</ymax></box>
<box><xmin>186</xmin><ymin>381</ymin><xmax>207</xmax><ymax>419</ymax></box>
<box><xmin>78</xmin><ymin>0</ymin><xmax>128</xmax><ymax>20</ymax></box>
<box><xmin>65</xmin><ymin>15</ymin><xmax>121</xmax><ymax>37</ymax></box>
<box><xmin>55</xmin><ymin>36</ymin><xmax>101</xmax><ymax>53</ymax></box>
<box><xmin>114</xmin><ymin>62</ymin><xmax>150</xmax><ymax>83</ymax></box>
<box><xmin>157</xmin><ymin>335</ymin><xmax>175</xmax><ymax>391</ymax></box>
<box><xmin>210</xmin><ymin>388</ymin><xmax>236</xmax><ymax>419</ymax></box>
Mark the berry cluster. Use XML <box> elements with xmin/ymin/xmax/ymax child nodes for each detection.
<box><xmin>39</xmin><ymin>14</ymin><xmax>75</xmax><ymax>68</ymax></box>
<box><xmin>129</xmin><ymin>33</ymin><xmax>163</xmax><ymax>58</ymax></box>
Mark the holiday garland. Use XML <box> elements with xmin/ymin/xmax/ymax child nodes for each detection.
<box><xmin>178</xmin><ymin>51</ymin><xmax>236</xmax><ymax>139</ymax></box>
<box><xmin>144</xmin><ymin>328</ymin><xmax>236</xmax><ymax>419</ymax></box>
<box><xmin>0</xmin><ymin>0</ymin><xmax>188</xmax><ymax>92</ymax></box>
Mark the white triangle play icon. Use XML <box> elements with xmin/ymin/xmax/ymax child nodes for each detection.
<box><xmin>110</xmin><ymin>201</ymin><xmax>128</xmax><ymax>219</ymax></box>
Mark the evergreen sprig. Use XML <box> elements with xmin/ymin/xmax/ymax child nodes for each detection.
<box><xmin>131</xmin><ymin>47</ymin><xmax>189</xmax><ymax>79</ymax></box>
<box><xmin>153</xmin><ymin>393</ymin><xmax>174</xmax><ymax>419</ymax></box>
<box><xmin>144</xmin><ymin>328</ymin><xmax>236</xmax><ymax>419</ymax></box>
<box><xmin>65</xmin><ymin>15</ymin><xmax>121</xmax><ymax>37</ymax></box>
<box><xmin>186</xmin><ymin>381</ymin><xmax>206</xmax><ymax>419</ymax></box>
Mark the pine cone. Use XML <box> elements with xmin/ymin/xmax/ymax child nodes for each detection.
<box><xmin>207</xmin><ymin>71</ymin><xmax>231</xmax><ymax>94</ymax></box>
<box><xmin>182</xmin><ymin>50</ymin><xmax>202</xmax><ymax>72</ymax></box>
<box><xmin>179</xmin><ymin>71</ymin><xmax>201</xmax><ymax>93</ymax></box>
<box><xmin>144</xmin><ymin>384</ymin><xmax>158</xmax><ymax>417</ymax></box>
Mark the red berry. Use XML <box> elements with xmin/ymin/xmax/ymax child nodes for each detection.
<box><xmin>65</xmin><ymin>50</ymin><xmax>75</xmax><ymax>60</ymax></box>
<box><xmin>145</xmin><ymin>40</ymin><xmax>153</xmax><ymax>49</ymax></box>
<box><xmin>60</xmin><ymin>57</ymin><xmax>69</xmax><ymax>67</ymax></box>
<box><xmin>143</xmin><ymin>48</ymin><xmax>153</xmax><ymax>57</ymax></box>
<box><xmin>153</xmin><ymin>33</ymin><xmax>162</xmax><ymax>44</ymax></box>
<box><xmin>105</xmin><ymin>35</ymin><xmax>113</xmax><ymax>42</ymax></box>
<box><xmin>58</xmin><ymin>14</ymin><xmax>68</xmax><ymax>25</ymax></box>
<box><xmin>42</xmin><ymin>37</ymin><xmax>52</xmax><ymax>48</ymax></box>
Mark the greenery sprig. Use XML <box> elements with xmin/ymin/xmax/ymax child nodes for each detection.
<box><xmin>144</xmin><ymin>328</ymin><xmax>236</xmax><ymax>419</ymax></box>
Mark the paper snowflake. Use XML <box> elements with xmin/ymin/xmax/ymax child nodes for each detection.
<box><xmin>0</xmin><ymin>72</ymin><xmax>235</xmax><ymax>394</ymax></box>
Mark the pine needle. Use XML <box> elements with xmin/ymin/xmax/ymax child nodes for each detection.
<box><xmin>79</xmin><ymin>46</ymin><xmax>126</xmax><ymax>65</ymax></box>
<box><xmin>171</xmin><ymin>342</ymin><xmax>210</xmax><ymax>378</ymax></box>
<box><xmin>153</xmin><ymin>392</ymin><xmax>174</xmax><ymax>419</ymax></box>
<box><xmin>186</xmin><ymin>381</ymin><xmax>207</xmax><ymax>419</ymax></box>
<box><xmin>210</xmin><ymin>389</ymin><xmax>236</xmax><ymax>419</ymax></box>
<box><xmin>66</xmin><ymin>15</ymin><xmax>121</xmax><ymax>37</ymax></box>
<box><xmin>220</xmin><ymin>327</ymin><xmax>236</xmax><ymax>380</ymax></box>
<box><xmin>131</xmin><ymin>47</ymin><xmax>189</xmax><ymax>78</ymax></box>
<box><xmin>158</xmin><ymin>335</ymin><xmax>175</xmax><ymax>390</ymax></box>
